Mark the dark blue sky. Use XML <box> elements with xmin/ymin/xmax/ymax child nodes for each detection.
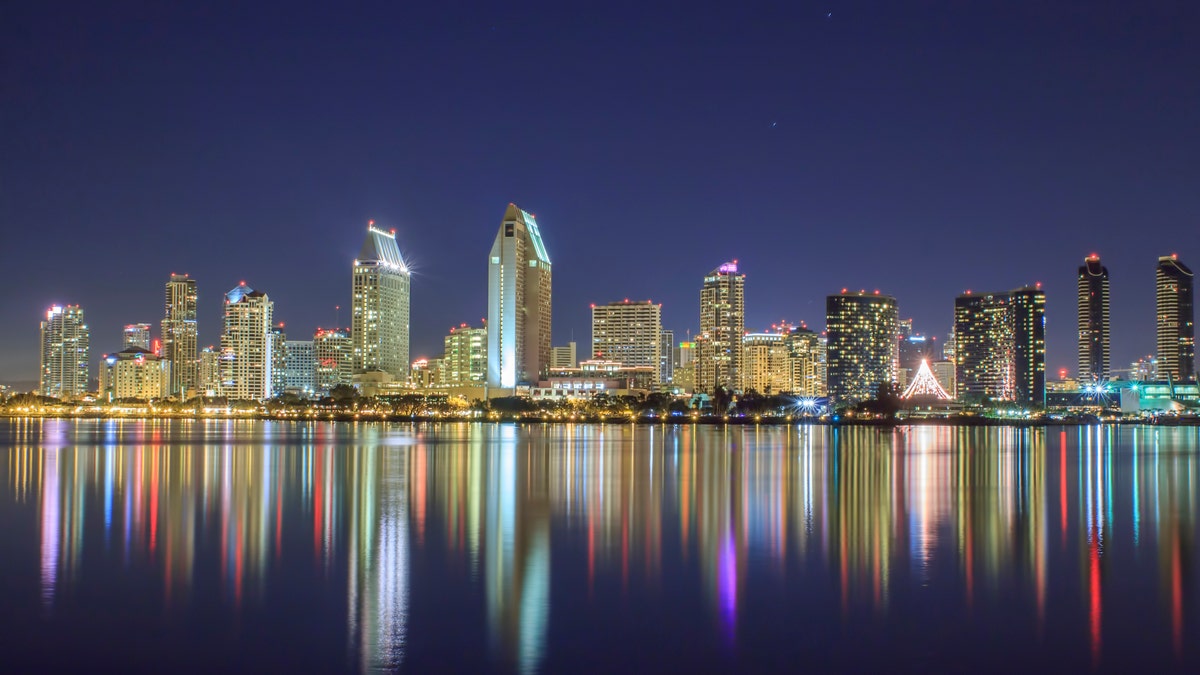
<box><xmin>2</xmin><ymin>1</ymin><xmax>1197</xmax><ymax>384</ymax></box>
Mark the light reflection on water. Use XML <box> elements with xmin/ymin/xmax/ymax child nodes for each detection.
<box><xmin>2</xmin><ymin>419</ymin><xmax>1199</xmax><ymax>673</ymax></box>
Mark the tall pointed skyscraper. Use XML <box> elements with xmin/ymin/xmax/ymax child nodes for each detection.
<box><xmin>488</xmin><ymin>204</ymin><xmax>552</xmax><ymax>388</ymax></box>
<box><xmin>1077</xmin><ymin>254</ymin><xmax>1110</xmax><ymax>382</ymax></box>
<box><xmin>161</xmin><ymin>273</ymin><xmax>198</xmax><ymax>397</ymax></box>
<box><xmin>352</xmin><ymin>223</ymin><xmax>411</xmax><ymax>381</ymax></box>
<box><xmin>1156</xmin><ymin>254</ymin><xmax>1195</xmax><ymax>382</ymax></box>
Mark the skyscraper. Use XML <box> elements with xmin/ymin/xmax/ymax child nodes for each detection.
<box><xmin>123</xmin><ymin>323</ymin><xmax>152</xmax><ymax>350</ymax></box>
<box><xmin>283</xmin><ymin>340</ymin><xmax>316</xmax><ymax>396</ymax></box>
<box><xmin>219</xmin><ymin>282</ymin><xmax>274</xmax><ymax>400</ymax></box>
<box><xmin>198</xmin><ymin>346</ymin><xmax>221</xmax><ymax>396</ymax></box>
<box><xmin>954</xmin><ymin>285</ymin><xmax>1046</xmax><ymax>406</ymax></box>
<box><xmin>40</xmin><ymin>304</ymin><xmax>90</xmax><ymax>399</ymax></box>
<box><xmin>1011</xmin><ymin>286</ymin><xmax>1046</xmax><ymax>408</ymax></box>
<box><xmin>1077</xmin><ymin>254</ymin><xmax>1110</xmax><ymax>382</ymax></box>
<box><xmin>825</xmin><ymin>291</ymin><xmax>898</xmax><ymax>403</ymax></box>
<box><xmin>591</xmin><ymin>300</ymin><xmax>662</xmax><ymax>379</ymax></box>
<box><xmin>660</xmin><ymin>329</ymin><xmax>675</xmax><ymax>384</ymax></box>
<box><xmin>161</xmin><ymin>273</ymin><xmax>198</xmax><ymax>397</ymax></box>
<box><xmin>785</xmin><ymin>326</ymin><xmax>826</xmax><ymax>397</ymax></box>
<box><xmin>741</xmin><ymin>332</ymin><xmax>790</xmax><ymax>394</ymax></box>
<box><xmin>270</xmin><ymin>325</ymin><xmax>288</xmax><ymax>397</ymax></box>
<box><xmin>443</xmin><ymin>323</ymin><xmax>487</xmax><ymax>386</ymax></box>
<box><xmin>487</xmin><ymin>204</ymin><xmax>552</xmax><ymax>388</ymax></box>
<box><xmin>696</xmin><ymin>262</ymin><xmax>745</xmax><ymax>393</ymax></box>
<box><xmin>352</xmin><ymin>223</ymin><xmax>411</xmax><ymax>381</ymax></box>
<box><xmin>314</xmin><ymin>327</ymin><xmax>353</xmax><ymax>394</ymax></box>
<box><xmin>1156</xmin><ymin>254</ymin><xmax>1195</xmax><ymax>382</ymax></box>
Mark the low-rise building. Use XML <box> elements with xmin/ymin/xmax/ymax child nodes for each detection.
<box><xmin>100</xmin><ymin>348</ymin><xmax>171</xmax><ymax>401</ymax></box>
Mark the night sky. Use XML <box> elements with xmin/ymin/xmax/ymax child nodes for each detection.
<box><xmin>2</xmin><ymin>1</ymin><xmax>1197</xmax><ymax>385</ymax></box>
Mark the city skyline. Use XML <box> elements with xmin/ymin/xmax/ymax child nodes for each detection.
<box><xmin>3</xmin><ymin>3</ymin><xmax>1198</xmax><ymax>385</ymax></box>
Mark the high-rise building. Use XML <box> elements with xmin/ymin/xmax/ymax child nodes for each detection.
<box><xmin>283</xmin><ymin>340</ymin><xmax>315</xmax><ymax>396</ymax></box>
<box><xmin>352</xmin><ymin>223</ymin><xmax>411</xmax><ymax>381</ymax></box>
<box><xmin>1010</xmin><ymin>286</ymin><xmax>1046</xmax><ymax>408</ymax></box>
<box><xmin>219</xmin><ymin>282</ymin><xmax>274</xmax><ymax>400</ymax></box>
<box><xmin>550</xmin><ymin>342</ymin><xmax>577</xmax><ymax>369</ymax></box>
<box><xmin>198</xmin><ymin>346</ymin><xmax>221</xmax><ymax>396</ymax></box>
<box><xmin>314</xmin><ymin>328</ymin><xmax>353</xmax><ymax>395</ymax></box>
<box><xmin>1156</xmin><ymin>255</ymin><xmax>1195</xmax><ymax>382</ymax></box>
<box><xmin>99</xmin><ymin>348</ymin><xmax>170</xmax><ymax>401</ymax></box>
<box><xmin>442</xmin><ymin>323</ymin><xmax>487</xmax><ymax>386</ymax></box>
<box><xmin>270</xmin><ymin>325</ymin><xmax>288</xmax><ymax>397</ymax></box>
<box><xmin>591</xmin><ymin>300</ymin><xmax>662</xmax><ymax>381</ymax></box>
<box><xmin>487</xmin><ymin>204</ymin><xmax>552</xmax><ymax>387</ymax></box>
<box><xmin>825</xmin><ymin>291</ymin><xmax>898</xmax><ymax>403</ymax></box>
<box><xmin>161</xmin><ymin>273</ymin><xmax>198</xmax><ymax>397</ymax></box>
<box><xmin>1077</xmin><ymin>254</ymin><xmax>1110</xmax><ymax>382</ymax></box>
<box><xmin>741</xmin><ymin>332</ymin><xmax>790</xmax><ymax>394</ymax></box>
<box><xmin>696</xmin><ymin>262</ymin><xmax>745</xmax><ymax>393</ymax></box>
<box><xmin>123</xmin><ymin>323</ymin><xmax>152</xmax><ymax>350</ymax></box>
<box><xmin>660</xmin><ymin>329</ymin><xmax>675</xmax><ymax>384</ymax></box>
<box><xmin>674</xmin><ymin>341</ymin><xmax>697</xmax><ymax>392</ymax></box>
<box><xmin>39</xmin><ymin>304</ymin><xmax>90</xmax><ymax>399</ymax></box>
<box><xmin>954</xmin><ymin>285</ymin><xmax>1046</xmax><ymax>406</ymax></box>
<box><xmin>785</xmin><ymin>326</ymin><xmax>826</xmax><ymax>397</ymax></box>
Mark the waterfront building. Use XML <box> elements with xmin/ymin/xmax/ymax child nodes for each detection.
<box><xmin>1156</xmin><ymin>254</ymin><xmax>1195</xmax><ymax>382</ymax></box>
<box><xmin>591</xmin><ymin>300</ymin><xmax>662</xmax><ymax>381</ymax></box>
<box><xmin>99</xmin><ymin>348</ymin><xmax>170</xmax><ymax>400</ymax></box>
<box><xmin>123</xmin><ymin>323</ymin><xmax>152</xmax><ymax>350</ymax></box>
<box><xmin>270</xmin><ymin>325</ymin><xmax>288</xmax><ymax>397</ymax></box>
<box><xmin>660</xmin><ymin>329</ymin><xmax>674</xmax><ymax>384</ymax></box>
<box><xmin>547</xmin><ymin>359</ymin><xmax>658</xmax><ymax>391</ymax></box>
<box><xmin>785</xmin><ymin>326</ymin><xmax>826</xmax><ymax>397</ymax></box>
<box><xmin>696</xmin><ymin>261</ymin><xmax>745</xmax><ymax>393</ymax></box>
<box><xmin>954</xmin><ymin>286</ymin><xmax>1046</xmax><ymax>406</ymax></box>
<box><xmin>314</xmin><ymin>328</ymin><xmax>353</xmax><ymax>395</ymax></box>
<box><xmin>1131</xmin><ymin>354</ymin><xmax>1159</xmax><ymax>381</ymax></box>
<box><xmin>550</xmin><ymin>342</ymin><xmax>577</xmax><ymax>369</ymax></box>
<box><xmin>219</xmin><ymin>282</ymin><xmax>274</xmax><ymax>401</ymax></box>
<box><xmin>352</xmin><ymin>223</ymin><xmax>411</xmax><ymax>381</ymax></box>
<box><xmin>1077</xmin><ymin>254</ymin><xmax>1111</xmax><ymax>382</ymax></box>
<box><xmin>198</xmin><ymin>346</ymin><xmax>220</xmax><ymax>396</ymax></box>
<box><xmin>443</xmin><ymin>323</ymin><xmax>487</xmax><ymax>386</ymax></box>
<box><xmin>283</xmin><ymin>340</ymin><xmax>316</xmax><ymax>396</ymax></box>
<box><xmin>39</xmin><ymin>304</ymin><xmax>90</xmax><ymax>399</ymax></box>
<box><xmin>161</xmin><ymin>273</ymin><xmax>198</xmax><ymax>397</ymax></box>
<box><xmin>488</xmin><ymin>204</ymin><xmax>552</xmax><ymax>387</ymax></box>
<box><xmin>825</xmin><ymin>290</ymin><xmax>898</xmax><ymax>403</ymax></box>
<box><xmin>741</xmin><ymin>332</ymin><xmax>789</xmax><ymax>394</ymax></box>
<box><xmin>674</xmin><ymin>341</ymin><xmax>697</xmax><ymax>392</ymax></box>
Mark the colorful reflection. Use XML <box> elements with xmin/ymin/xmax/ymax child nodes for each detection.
<box><xmin>2</xmin><ymin>419</ymin><xmax>1199</xmax><ymax>672</ymax></box>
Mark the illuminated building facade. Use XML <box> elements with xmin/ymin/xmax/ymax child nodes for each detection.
<box><xmin>825</xmin><ymin>291</ymin><xmax>898</xmax><ymax>403</ymax></box>
<box><xmin>99</xmin><ymin>347</ymin><xmax>170</xmax><ymax>400</ymax></box>
<box><xmin>270</xmin><ymin>325</ymin><xmax>287</xmax><ymax>397</ymax></box>
<box><xmin>741</xmin><ymin>332</ymin><xmax>790</xmax><ymax>394</ymax></box>
<box><xmin>219</xmin><ymin>283</ymin><xmax>274</xmax><ymax>400</ymax></box>
<box><xmin>39</xmin><ymin>304</ymin><xmax>90</xmax><ymax>399</ymax></box>
<box><xmin>954</xmin><ymin>286</ymin><xmax>1045</xmax><ymax>406</ymax></box>
<box><xmin>352</xmin><ymin>224</ymin><xmax>411</xmax><ymax>381</ymax></box>
<box><xmin>550</xmin><ymin>342</ymin><xmax>577</xmax><ymax>369</ymax></box>
<box><xmin>660</xmin><ymin>329</ymin><xmax>674</xmax><ymax>384</ymax></box>
<box><xmin>591</xmin><ymin>300</ymin><xmax>662</xmax><ymax>381</ymax></box>
<box><xmin>314</xmin><ymin>328</ymin><xmax>353</xmax><ymax>394</ymax></box>
<box><xmin>123</xmin><ymin>323</ymin><xmax>151</xmax><ymax>350</ymax></box>
<box><xmin>1156</xmin><ymin>255</ymin><xmax>1195</xmax><ymax>382</ymax></box>
<box><xmin>785</xmin><ymin>326</ymin><xmax>826</xmax><ymax>397</ymax></box>
<box><xmin>674</xmin><ymin>341</ymin><xmax>697</xmax><ymax>392</ymax></box>
<box><xmin>488</xmin><ymin>204</ymin><xmax>552</xmax><ymax>388</ymax></box>
<box><xmin>161</xmin><ymin>273</ymin><xmax>198</xmax><ymax>397</ymax></box>
<box><xmin>198</xmin><ymin>346</ymin><xmax>220</xmax><ymax>396</ymax></box>
<box><xmin>443</xmin><ymin>323</ymin><xmax>487</xmax><ymax>386</ymax></box>
<box><xmin>1077</xmin><ymin>254</ymin><xmax>1110</xmax><ymax>382</ymax></box>
<box><xmin>283</xmin><ymin>340</ymin><xmax>315</xmax><ymax>395</ymax></box>
<box><xmin>696</xmin><ymin>262</ymin><xmax>745</xmax><ymax>393</ymax></box>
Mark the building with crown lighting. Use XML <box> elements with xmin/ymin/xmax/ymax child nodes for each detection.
<box><xmin>488</xmin><ymin>204</ymin><xmax>552</xmax><ymax>388</ymax></box>
<box><xmin>591</xmin><ymin>300</ymin><xmax>662</xmax><ymax>382</ymax></box>
<box><xmin>825</xmin><ymin>291</ymin><xmax>898</xmax><ymax>403</ymax></box>
<box><xmin>352</xmin><ymin>224</ymin><xmax>411</xmax><ymax>381</ymax></box>
<box><xmin>161</xmin><ymin>273</ymin><xmax>198</xmax><ymax>397</ymax></box>
<box><xmin>40</xmin><ymin>304</ymin><xmax>90</xmax><ymax>399</ymax></box>
<box><xmin>219</xmin><ymin>283</ymin><xmax>274</xmax><ymax>400</ymax></box>
<box><xmin>1077</xmin><ymin>254</ymin><xmax>1110</xmax><ymax>382</ymax></box>
<box><xmin>696</xmin><ymin>262</ymin><xmax>745</xmax><ymax>393</ymax></box>
<box><xmin>99</xmin><ymin>347</ymin><xmax>170</xmax><ymax>401</ymax></box>
<box><xmin>1156</xmin><ymin>255</ymin><xmax>1195</xmax><ymax>382</ymax></box>
<box><xmin>123</xmin><ymin>323</ymin><xmax>151</xmax><ymax>351</ymax></box>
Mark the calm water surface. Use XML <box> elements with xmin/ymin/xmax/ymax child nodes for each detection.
<box><xmin>2</xmin><ymin>419</ymin><xmax>1198</xmax><ymax>673</ymax></box>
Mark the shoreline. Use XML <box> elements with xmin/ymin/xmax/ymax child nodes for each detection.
<box><xmin>2</xmin><ymin>412</ymin><xmax>1197</xmax><ymax>427</ymax></box>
